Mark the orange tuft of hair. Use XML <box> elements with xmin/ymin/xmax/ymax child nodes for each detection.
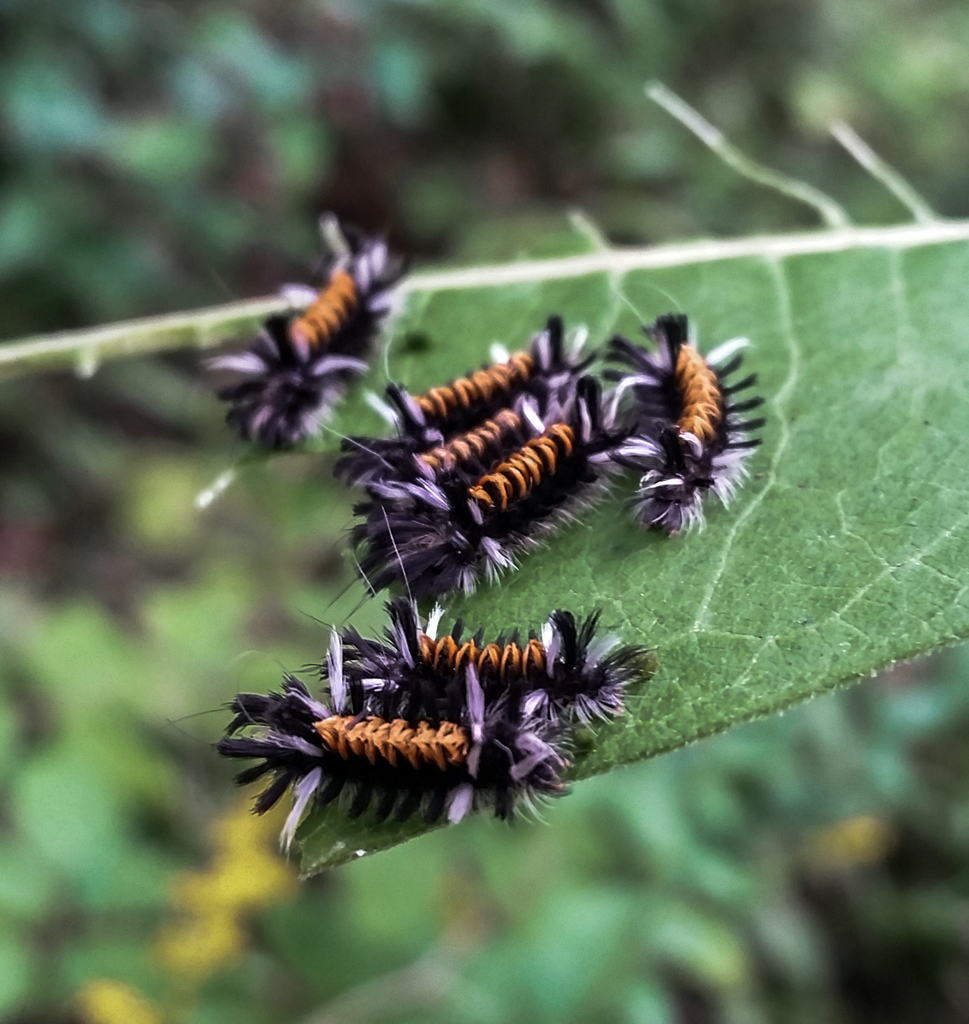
<box><xmin>674</xmin><ymin>346</ymin><xmax>722</xmax><ymax>441</ymax></box>
<box><xmin>289</xmin><ymin>270</ymin><xmax>359</xmax><ymax>353</ymax></box>
<box><xmin>315</xmin><ymin>716</ymin><xmax>470</xmax><ymax>771</ymax></box>
<box><xmin>469</xmin><ymin>424</ymin><xmax>574</xmax><ymax>510</ymax></box>
<box><xmin>416</xmin><ymin>352</ymin><xmax>535</xmax><ymax>420</ymax></box>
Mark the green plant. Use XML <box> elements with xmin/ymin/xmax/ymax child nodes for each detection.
<box><xmin>4</xmin><ymin>90</ymin><xmax>967</xmax><ymax>886</ymax></box>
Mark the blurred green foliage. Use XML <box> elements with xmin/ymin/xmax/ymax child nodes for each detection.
<box><xmin>3</xmin><ymin>0</ymin><xmax>969</xmax><ymax>337</ymax></box>
<box><xmin>4</xmin><ymin>0</ymin><xmax>969</xmax><ymax>1021</ymax></box>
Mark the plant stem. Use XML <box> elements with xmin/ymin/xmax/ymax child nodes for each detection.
<box><xmin>5</xmin><ymin>219</ymin><xmax>969</xmax><ymax>381</ymax></box>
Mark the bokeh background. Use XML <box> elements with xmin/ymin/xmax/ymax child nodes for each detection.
<box><xmin>4</xmin><ymin>1</ymin><xmax>969</xmax><ymax>1022</ymax></box>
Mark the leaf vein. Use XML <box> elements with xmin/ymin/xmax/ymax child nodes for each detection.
<box><xmin>829</xmin><ymin>507</ymin><xmax>969</xmax><ymax>623</ymax></box>
<box><xmin>691</xmin><ymin>256</ymin><xmax>800</xmax><ymax>632</ymax></box>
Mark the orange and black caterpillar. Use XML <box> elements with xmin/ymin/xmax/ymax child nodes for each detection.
<box><xmin>216</xmin><ymin>598</ymin><xmax>643</xmax><ymax>846</ymax></box>
<box><xmin>212</xmin><ymin>218</ymin><xmax>404</xmax><ymax>449</ymax></box>
<box><xmin>334</xmin><ymin>315</ymin><xmax>592</xmax><ymax>485</ymax></box>
<box><xmin>217</xmin><ymin>673</ymin><xmax>560</xmax><ymax>840</ymax></box>
<box><xmin>607</xmin><ymin>314</ymin><xmax>765</xmax><ymax>532</ymax></box>
<box><xmin>340</xmin><ymin>598</ymin><xmax>644</xmax><ymax>726</ymax></box>
<box><xmin>351</xmin><ymin>376</ymin><xmax>626</xmax><ymax>598</ymax></box>
<box><xmin>341</xmin><ymin>395</ymin><xmax>546</xmax><ymax>505</ymax></box>
<box><xmin>216</xmin><ymin>608</ymin><xmax>574</xmax><ymax>844</ymax></box>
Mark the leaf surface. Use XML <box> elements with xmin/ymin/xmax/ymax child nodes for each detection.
<box><xmin>300</xmin><ymin>219</ymin><xmax>969</xmax><ymax>872</ymax></box>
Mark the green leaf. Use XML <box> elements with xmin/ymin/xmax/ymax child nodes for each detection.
<box><xmin>297</xmin><ymin>217</ymin><xmax>969</xmax><ymax>873</ymax></box>
<box><xmin>4</xmin><ymin>88</ymin><xmax>969</xmax><ymax>877</ymax></box>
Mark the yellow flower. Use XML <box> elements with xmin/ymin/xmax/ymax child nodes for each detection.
<box><xmin>169</xmin><ymin>850</ymin><xmax>294</xmax><ymax>916</ymax></box>
<box><xmin>154</xmin><ymin>912</ymin><xmax>246</xmax><ymax>980</ymax></box>
<box><xmin>805</xmin><ymin>814</ymin><xmax>896</xmax><ymax>869</ymax></box>
<box><xmin>75</xmin><ymin>980</ymin><xmax>162</xmax><ymax>1024</ymax></box>
<box><xmin>213</xmin><ymin>801</ymin><xmax>284</xmax><ymax>855</ymax></box>
<box><xmin>153</xmin><ymin>797</ymin><xmax>296</xmax><ymax>983</ymax></box>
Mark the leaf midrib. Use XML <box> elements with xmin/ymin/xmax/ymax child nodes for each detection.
<box><xmin>404</xmin><ymin>221</ymin><xmax>969</xmax><ymax>294</ymax></box>
<box><xmin>3</xmin><ymin>220</ymin><xmax>969</xmax><ymax>378</ymax></box>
